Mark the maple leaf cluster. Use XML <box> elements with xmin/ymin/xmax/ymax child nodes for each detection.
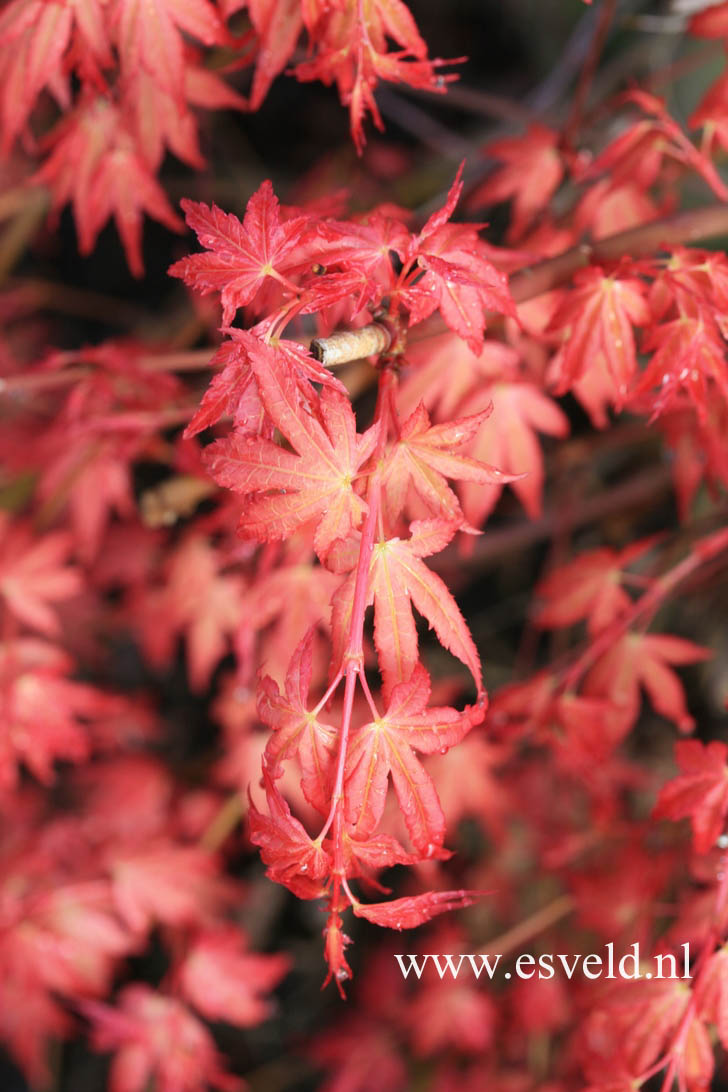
<box><xmin>168</xmin><ymin>169</ymin><xmax>518</xmax><ymax>990</ymax></box>
<box><xmin>0</xmin><ymin>0</ymin><xmax>452</xmax><ymax>273</ymax></box>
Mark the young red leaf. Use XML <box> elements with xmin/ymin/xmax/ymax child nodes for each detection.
<box><xmin>36</xmin><ymin>97</ymin><xmax>183</xmax><ymax>276</ymax></box>
<box><xmin>653</xmin><ymin>740</ymin><xmax>728</xmax><ymax>853</ymax></box>
<box><xmin>169</xmin><ymin>182</ymin><xmax>308</xmax><ymax>323</ymax></box>
<box><xmin>112</xmin><ymin>0</ymin><xmax>227</xmax><ymax>104</ymax></box>
<box><xmin>85</xmin><ymin>986</ymin><xmax>238</xmax><ymax>1092</ymax></box>
<box><xmin>108</xmin><ymin>841</ymin><xmax>234</xmax><ymax>933</ymax></box>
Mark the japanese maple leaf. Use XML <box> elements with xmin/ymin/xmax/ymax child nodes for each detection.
<box><xmin>0</xmin><ymin>0</ymin><xmax>110</xmax><ymax>151</ymax></box>
<box><xmin>111</xmin><ymin>0</ymin><xmax>227</xmax><ymax>104</ymax></box>
<box><xmin>404</xmin><ymin>929</ymin><xmax>498</xmax><ymax>1056</ymax></box>
<box><xmin>581</xmin><ymin>90</ymin><xmax>728</xmax><ymax>200</ymax></box>
<box><xmin>184</xmin><ymin>337</ymin><xmax>264</xmax><ymax>438</ymax></box>
<box><xmin>0</xmin><ymin>639</ymin><xmax>122</xmax><ymax>791</ymax></box>
<box><xmin>380</xmin><ymin>402</ymin><xmax>515</xmax><ymax>526</ymax></box>
<box><xmin>697</xmin><ymin>947</ymin><xmax>728</xmax><ymax>1050</ymax></box>
<box><xmin>247</xmin><ymin>0</ymin><xmax>304</xmax><ymax>110</ymax></box>
<box><xmin>35</xmin><ymin>96</ymin><xmax>183</xmax><ymax>276</ymax></box>
<box><xmin>243</xmin><ymin>553</ymin><xmax>340</xmax><ymax>681</ymax></box>
<box><xmin>632</xmin><ymin>308</ymin><xmax>728</xmax><ymax>423</ymax></box>
<box><xmin>584</xmin><ymin>631</ymin><xmax>711</xmax><ymax>735</ymax></box>
<box><xmin>258</xmin><ymin>630</ymin><xmax>337</xmax><ymax>814</ymax></box>
<box><xmin>37</xmin><ymin>427</ymin><xmax>138</xmax><ymax>563</ymax></box>
<box><xmin>400</xmin><ymin>166</ymin><xmax>517</xmax><ymax>353</ymax></box>
<box><xmin>247</xmin><ymin>765</ymin><xmax>331</xmax><ymax>899</ymax></box>
<box><xmin>294</xmin><ymin>0</ymin><xmax>451</xmax><ymax>152</ymax></box>
<box><xmin>468</xmin><ymin>124</ymin><xmax>564</xmax><ymax>242</ymax></box>
<box><xmin>185</xmin><ymin>328</ymin><xmax>345</xmax><ymax>440</ymax></box>
<box><xmin>15</xmin><ymin>881</ymin><xmax>132</xmax><ymax>999</ymax></box>
<box><xmin>320</xmin><ymin>209</ymin><xmax>411</xmax><ymax>294</ymax></box>
<box><xmin>85</xmin><ymin>986</ymin><xmax>237</xmax><ymax>1092</ymax></box>
<box><xmin>345</xmin><ymin>663</ymin><xmax>481</xmax><ymax>851</ymax></box>
<box><xmin>204</xmin><ymin>339</ymin><xmax>378</xmax><ymax>559</ymax></box>
<box><xmin>351</xmin><ymin>888</ymin><xmax>481</xmax><ymax>930</ymax></box>
<box><xmin>169</xmin><ymin>181</ymin><xmax>308</xmax><ymax>323</ymax></box>
<box><xmin>107</xmin><ymin>841</ymin><xmax>234</xmax><ymax>933</ymax></box>
<box><xmin>548</xmin><ymin>266</ymin><xmax>650</xmax><ymax>401</ymax></box>
<box><xmin>534</xmin><ymin>537</ymin><xmax>658</xmax><ymax>637</ymax></box>
<box><xmin>179</xmin><ymin>926</ymin><xmax>289</xmax><ymax>1027</ymax></box>
<box><xmin>653</xmin><ymin>740</ymin><xmax>728</xmax><ymax>853</ymax></box>
<box><xmin>456</xmin><ymin>380</ymin><xmax>568</xmax><ymax>527</ymax></box>
<box><xmin>0</xmin><ymin>515</ymin><xmax>81</xmax><ymax>637</ymax></box>
<box><xmin>398</xmin><ymin>331</ymin><xmax>520</xmax><ymax>422</ymax></box>
<box><xmin>331</xmin><ymin>520</ymin><xmax>482</xmax><ymax>698</ymax></box>
<box><xmin>159</xmin><ymin>534</ymin><xmax>243</xmax><ymax>691</ymax></box>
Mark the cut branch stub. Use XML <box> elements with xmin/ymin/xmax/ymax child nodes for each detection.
<box><xmin>310</xmin><ymin>323</ymin><xmax>392</xmax><ymax>367</ymax></box>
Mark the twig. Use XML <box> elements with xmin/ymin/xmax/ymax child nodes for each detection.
<box><xmin>479</xmin><ymin>894</ymin><xmax>574</xmax><ymax>957</ymax></box>
<box><xmin>563</xmin><ymin>0</ymin><xmax>618</xmax><ymax>146</ymax></box>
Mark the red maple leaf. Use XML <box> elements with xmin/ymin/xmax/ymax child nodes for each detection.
<box><xmin>633</xmin><ymin>307</ymin><xmax>728</xmax><ymax>423</ymax></box>
<box><xmin>581</xmin><ymin>90</ymin><xmax>728</xmax><ymax>201</ymax></box>
<box><xmin>548</xmin><ymin>266</ymin><xmax>650</xmax><ymax>401</ymax></box>
<box><xmin>345</xmin><ymin>663</ymin><xmax>481</xmax><ymax>851</ymax></box>
<box><xmin>294</xmin><ymin>0</ymin><xmax>454</xmax><ymax>152</ymax></box>
<box><xmin>456</xmin><ymin>379</ymin><xmax>568</xmax><ymax>526</ymax></box>
<box><xmin>380</xmin><ymin>402</ymin><xmax>514</xmax><ymax>527</ymax></box>
<box><xmin>161</xmin><ymin>534</ymin><xmax>243</xmax><ymax>691</ymax></box>
<box><xmin>653</xmin><ymin>740</ymin><xmax>728</xmax><ymax>853</ymax></box>
<box><xmin>584</xmin><ymin>631</ymin><xmax>711</xmax><ymax>735</ymax></box>
<box><xmin>400</xmin><ymin>166</ymin><xmax>517</xmax><ymax>353</ymax></box>
<box><xmin>179</xmin><ymin>925</ymin><xmax>289</xmax><ymax>1027</ymax></box>
<box><xmin>331</xmin><ymin>520</ymin><xmax>482</xmax><ymax>698</ymax></box>
<box><xmin>247</xmin><ymin>764</ymin><xmax>331</xmax><ymax>899</ymax></box>
<box><xmin>0</xmin><ymin>638</ymin><xmax>123</xmax><ymax>791</ymax></box>
<box><xmin>111</xmin><ymin>0</ymin><xmax>227</xmax><ymax>104</ymax></box>
<box><xmin>107</xmin><ymin>841</ymin><xmax>235</xmax><ymax>934</ymax></box>
<box><xmin>534</xmin><ymin>537</ymin><xmax>658</xmax><ymax>637</ymax></box>
<box><xmin>468</xmin><ymin>124</ymin><xmax>565</xmax><ymax>241</ymax></box>
<box><xmin>0</xmin><ymin>515</ymin><xmax>81</xmax><ymax>637</ymax></box>
<box><xmin>85</xmin><ymin>986</ymin><xmax>238</xmax><ymax>1092</ymax></box>
<box><xmin>36</xmin><ymin>96</ymin><xmax>183</xmax><ymax>276</ymax></box>
<box><xmin>258</xmin><ymin>629</ymin><xmax>337</xmax><ymax>814</ymax></box>
<box><xmin>184</xmin><ymin>329</ymin><xmax>344</xmax><ymax>439</ymax></box>
<box><xmin>204</xmin><ymin>338</ymin><xmax>379</xmax><ymax>559</ymax></box>
<box><xmin>351</xmin><ymin>888</ymin><xmax>481</xmax><ymax>929</ymax></box>
<box><xmin>246</xmin><ymin>0</ymin><xmax>304</xmax><ymax>110</ymax></box>
<box><xmin>0</xmin><ymin>0</ymin><xmax>110</xmax><ymax>152</ymax></box>
<box><xmin>169</xmin><ymin>181</ymin><xmax>308</xmax><ymax>323</ymax></box>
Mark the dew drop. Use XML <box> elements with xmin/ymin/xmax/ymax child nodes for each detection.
<box><xmin>439</xmin><ymin>747</ymin><xmax>447</xmax><ymax>755</ymax></box>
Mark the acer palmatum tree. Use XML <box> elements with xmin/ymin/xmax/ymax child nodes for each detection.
<box><xmin>3</xmin><ymin>0</ymin><xmax>728</xmax><ymax>1089</ymax></box>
